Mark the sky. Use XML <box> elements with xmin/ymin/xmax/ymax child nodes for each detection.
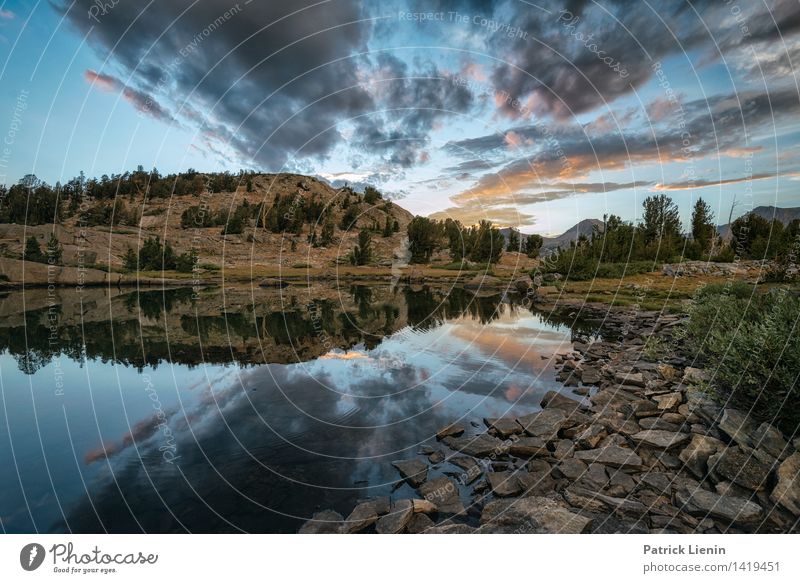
<box><xmin>0</xmin><ymin>0</ymin><xmax>798</xmax><ymax>235</ymax></box>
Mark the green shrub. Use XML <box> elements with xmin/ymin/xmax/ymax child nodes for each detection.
<box><xmin>681</xmin><ymin>283</ymin><xmax>800</xmax><ymax>435</ymax></box>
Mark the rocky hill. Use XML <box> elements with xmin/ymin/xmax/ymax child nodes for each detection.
<box><xmin>717</xmin><ymin>205</ymin><xmax>800</xmax><ymax>239</ymax></box>
<box><xmin>0</xmin><ymin>173</ymin><xmax>414</xmax><ymax>274</ymax></box>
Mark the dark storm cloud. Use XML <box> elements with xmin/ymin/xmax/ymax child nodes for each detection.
<box><xmin>476</xmin><ymin>0</ymin><xmax>800</xmax><ymax>119</ymax></box>
<box><xmin>351</xmin><ymin>53</ymin><xmax>475</xmax><ymax>167</ymax></box>
<box><xmin>59</xmin><ymin>0</ymin><xmax>377</xmax><ymax>169</ymax></box>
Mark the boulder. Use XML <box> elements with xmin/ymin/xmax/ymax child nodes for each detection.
<box><xmin>436</xmin><ymin>423</ymin><xmax>465</xmax><ymax>440</ymax></box>
<box><xmin>718</xmin><ymin>408</ymin><xmax>757</xmax><ymax>448</ymax></box>
<box><xmin>487</xmin><ymin>472</ymin><xmax>523</xmax><ymax>497</ymax></box>
<box><xmin>541</xmin><ymin>390</ymin><xmax>584</xmax><ymax>412</ymax></box>
<box><xmin>682</xmin><ymin>367</ymin><xmax>711</xmax><ymax>384</ymax></box>
<box><xmin>676</xmin><ymin>488</ymin><xmax>763</xmax><ymax>525</ymax></box>
<box><xmin>580</xmin><ymin>367</ymin><xmax>602</xmax><ymax>385</ymax></box>
<box><xmin>516</xmin><ymin>408</ymin><xmax>566</xmax><ymax>440</ymax></box>
<box><xmin>406</xmin><ymin>513</ymin><xmax>435</xmax><ymax>534</ymax></box>
<box><xmin>574</xmin><ymin>445</ymin><xmax>644</xmax><ymax>471</ymax></box>
<box><xmin>563</xmin><ymin>486</ymin><xmax>648</xmax><ymax>519</ymax></box>
<box><xmin>479</xmin><ymin>497</ymin><xmax>592</xmax><ymax>534</ymax></box>
<box><xmin>508</xmin><ymin>436</ymin><xmax>549</xmax><ymax>457</ymax></box>
<box><xmin>614</xmin><ymin>371</ymin><xmax>646</xmax><ymax>387</ymax></box>
<box><xmin>299</xmin><ymin>510</ymin><xmax>344</xmax><ymax>534</ymax></box>
<box><xmin>557</xmin><ymin>458</ymin><xmax>588</xmax><ymax>481</ymax></box>
<box><xmin>484</xmin><ymin>417</ymin><xmax>523</xmax><ymax>438</ymax></box>
<box><xmin>577</xmin><ymin>463</ymin><xmax>610</xmax><ymax>490</ymax></box>
<box><xmin>708</xmin><ymin>447</ymin><xmax>772</xmax><ymax>492</ymax></box>
<box><xmin>448</xmin><ymin>455</ymin><xmax>483</xmax><ymax>485</ymax></box>
<box><xmin>553</xmin><ymin>439</ymin><xmax>575</xmax><ymax>460</ymax></box>
<box><xmin>536</xmin><ymin>285</ymin><xmax>559</xmax><ymax>297</ymax></box>
<box><xmin>631</xmin><ymin>429</ymin><xmax>691</xmax><ymax>450</ymax></box>
<box><xmin>392</xmin><ymin>459</ymin><xmax>428</xmax><ymax>487</ymax></box>
<box><xmin>411</xmin><ymin>499</ymin><xmax>438</xmax><ymax>514</ymax></box>
<box><xmin>375</xmin><ymin>500</ymin><xmax>414</xmax><ymax>534</ymax></box>
<box><xmin>679</xmin><ymin>434</ymin><xmax>725</xmax><ymax>478</ymax></box>
<box><xmin>512</xmin><ymin>277</ymin><xmax>531</xmax><ymax>294</ymax></box>
<box><xmin>442</xmin><ymin>433</ymin><xmax>505</xmax><ymax>458</ymax></box>
<box><xmin>752</xmin><ymin>422</ymin><xmax>791</xmax><ymax>461</ymax></box>
<box><xmin>576</xmin><ymin>424</ymin><xmax>607</xmax><ymax>449</ymax></box>
<box><xmin>638</xmin><ymin>417</ymin><xmax>681</xmax><ymax>432</ymax></box>
<box><xmin>419</xmin><ymin>477</ymin><xmax>465</xmax><ymax>515</ymax></box>
<box><xmin>770</xmin><ymin>452</ymin><xmax>800</xmax><ymax>515</ymax></box>
<box><xmin>653</xmin><ymin>392</ymin><xmax>683</xmax><ymax>411</ymax></box>
<box><xmin>342</xmin><ymin>501</ymin><xmax>379</xmax><ymax>533</ymax></box>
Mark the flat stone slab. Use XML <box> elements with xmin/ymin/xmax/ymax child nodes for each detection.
<box><xmin>676</xmin><ymin>488</ymin><xmax>763</xmax><ymax>525</ymax></box>
<box><xmin>484</xmin><ymin>417</ymin><xmax>524</xmax><ymax>438</ymax></box>
<box><xmin>479</xmin><ymin>496</ymin><xmax>592</xmax><ymax>534</ymax></box>
<box><xmin>342</xmin><ymin>501</ymin><xmax>379</xmax><ymax>533</ymax></box>
<box><xmin>436</xmin><ymin>423</ymin><xmax>465</xmax><ymax>440</ymax></box>
<box><xmin>708</xmin><ymin>447</ymin><xmax>772</xmax><ymax>492</ymax></box>
<box><xmin>487</xmin><ymin>471</ymin><xmax>523</xmax><ymax>497</ymax></box>
<box><xmin>631</xmin><ymin>429</ymin><xmax>691</xmax><ymax>450</ymax></box>
<box><xmin>508</xmin><ymin>436</ymin><xmax>549</xmax><ymax>457</ymax></box>
<box><xmin>516</xmin><ymin>408</ymin><xmax>566</xmax><ymax>439</ymax></box>
<box><xmin>392</xmin><ymin>458</ymin><xmax>428</xmax><ymax>487</ymax></box>
<box><xmin>718</xmin><ymin>408</ymin><xmax>757</xmax><ymax>448</ymax></box>
<box><xmin>574</xmin><ymin>445</ymin><xmax>644</xmax><ymax>471</ymax></box>
<box><xmin>443</xmin><ymin>433</ymin><xmax>505</xmax><ymax>458</ymax></box>
<box><xmin>564</xmin><ymin>486</ymin><xmax>648</xmax><ymax>519</ymax></box>
<box><xmin>419</xmin><ymin>476</ymin><xmax>465</xmax><ymax>515</ymax></box>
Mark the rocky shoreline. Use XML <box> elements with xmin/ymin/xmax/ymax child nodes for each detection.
<box><xmin>299</xmin><ymin>303</ymin><xmax>800</xmax><ymax>534</ymax></box>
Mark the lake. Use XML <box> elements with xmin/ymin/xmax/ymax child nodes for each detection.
<box><xmin>0</xmin><ymin>283</ymin><xmax>595</xmax><ymax>533</ymax></box>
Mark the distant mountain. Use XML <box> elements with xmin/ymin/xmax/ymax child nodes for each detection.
<box><xmin>717</xmin><ymin>206</ymin><xmax>800</xmax><ymax>239</ymax></box>
<box><xmin>540</xmin><ymin>219</ymin><xmax>605</xmax><ymax>250</ymax></box>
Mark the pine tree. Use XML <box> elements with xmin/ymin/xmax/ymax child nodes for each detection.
<box><xmin>320</xmin><ymin>219</ymin><xmax>335</xmax><ymax>246</ymax></box>
<box><xmin>691</xmin><ymin>197</ymin><xmax>715</xmax><ymax>256</ymax></box>
<box><xmin>23</xmin><ymin>236</ymin><xmax>44</xmax><ymax>263</ymax></box>
<box><xmin>507</xmin><ymin>228</ymin><xmax>520</xmax><ymax>252</ymax></box>
<box><xmin>524</xmin><ymin>234</ymin><xmax>543</xmax><ymax>258</ymax></box>
<box><xmin>46</xmin><ymin>234</ymin><xmax>63</xmax><ymax>265</ymax></box>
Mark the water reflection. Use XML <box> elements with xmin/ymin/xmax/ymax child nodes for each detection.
<box><xmin>0</xmin><ymin>284</ymin><xmax>593</xmax><ymax>533</ymax></box>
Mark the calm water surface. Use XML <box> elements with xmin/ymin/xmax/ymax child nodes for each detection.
<box><xmin>0</xmin><ymin>284</ymin><xmax>595</xmax><ymax>532</ymax></box>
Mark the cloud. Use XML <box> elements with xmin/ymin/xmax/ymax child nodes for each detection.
<box><xmin>429</xmin><ymin>204</ymin><xmax>534</xmax><ymax>227</ymax></box>
<box><xmin>60</xmin><ymin>1</ymin><xmax>377</xmax><ymax>169</ymax></box>
<box><xmin>445</xmin><ymin>87</ymin><xmax>799</xmax><ymax>207</ymax></box>
<box><xmin>654</xmin><ymin>173</ymin><xmax>794</xmax><ymax>191</ymax></box>
<box><xmin>483</xmin><ymin>0</ymin><xmax>800</xmax><ymax>120</ymax></box>
<box><xmin>84</xmin><ymin>69</ymin><xmax>175</xmax><ymax>122</ymax></box>
<box><xmin>61</xmin><ymin>1</ymin><xmax>477</xmax><ymax>172</ymax></box>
